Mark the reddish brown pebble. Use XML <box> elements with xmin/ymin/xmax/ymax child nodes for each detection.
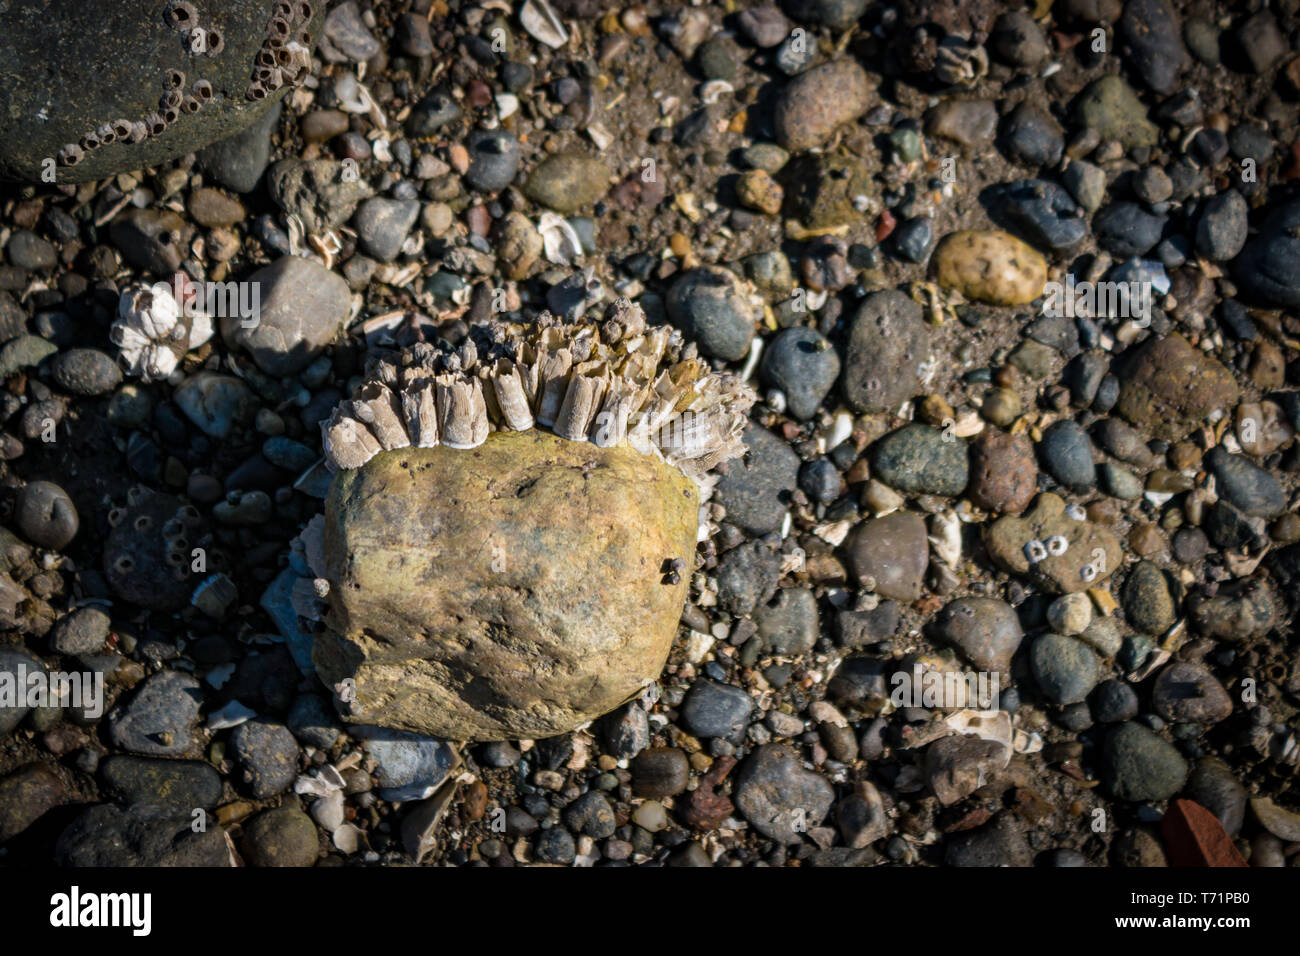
<box><xmin>1160</xmin><ymin>798</ymin><xmax>1247</xmax><ymax>867</ymax></box>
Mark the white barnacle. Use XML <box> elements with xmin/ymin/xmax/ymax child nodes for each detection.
<box><xmin>1046</xmin><ymin>534</ymin><xmax>1069</xmax><ymax>556</ymax></box>
<box><xmin>111</xmin><ymin>281</ymin><xmax>215</xmax><ymax>383</ymax></box>
<box><xmin>1024</xmin><ymin>539</ymin><xmax>1047</xmax><ymax>564</ymax></box>
<box><xmin>1080</xmin><ymin>564</ymin><xmax>1098</xmax><ymax>583</ymax></box>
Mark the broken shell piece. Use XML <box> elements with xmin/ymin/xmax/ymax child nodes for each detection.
<box><xmin>191</xmin><ymin>573</ymin><xmax>238</xmax><ymax>619</ymax></box>
<box><xmin>520</xmin><ymin>0</ymin><xmax>568</xmax><ymax>49</ymax></box>
<box><xmin>539</xmin><ymin>212</ymin><xmax>584</xmax><ymax>265</ymax></box>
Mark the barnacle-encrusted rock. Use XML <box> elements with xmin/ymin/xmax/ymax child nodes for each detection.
<box><xmin>313</xmin><ymin>430</ymin><xmax>700</xmax><ymax>741</ymax></box>
<box><xmin>112</xmin><ymin>277</ymin><xmax>216</xmax><ymax>382</ymax></box>
<box><xmin>0</xmin><ymin>0</ymin><xmax>325</xmax><ymax>183</ymax></box>
<box><xmin>307</xmin><ymin>302</ymin><xmax>756</xmax><ymax>740</ymax></box>
<box><xmin>103</xmin><ymin>486</ymin><xmax>217</xmax><ymax>612</ymax></box>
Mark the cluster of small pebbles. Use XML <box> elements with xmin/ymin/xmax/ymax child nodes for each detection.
<box><xmin>2</xmin><ymin>0</ymin><xmax>1300</xmax><ymax>870</ymax></box>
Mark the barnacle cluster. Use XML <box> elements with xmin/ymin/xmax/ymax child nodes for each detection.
<box><xmin>246</xmin><ymin>0</ymin><xmax>314</xmax><ymax>101</ymax></box>
<box><xmin>111</xmin><ymin>277</ymin><xmax>215</xmax><ymax>383</ymax></box>
<box><xmin>165</xmin><ymin>1</ymin><xmax>225</xmax><ymax>56</ymax></box>
<box><xmin>55</xmin><ymin>3</ymin><xmax>221</xmax><ymax>167</ymax></box>
<box><xmin>320</xmin><ymin>298</ymin><xmax>757</xmax><ymax>487</ymax></box>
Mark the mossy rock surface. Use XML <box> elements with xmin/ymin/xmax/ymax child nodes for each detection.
<box><xmin>314</xmin><ymin>429</ymin><xmax>699</xmax><ymax>742</ymax></box>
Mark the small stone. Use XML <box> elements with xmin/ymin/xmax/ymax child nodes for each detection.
<box><xmin>230</xmin><ymin>719</ymin><xmax>300</xmax><ymax>799</ymax></box>
<box><xmin>56</xmin><ymin>804</ymin><xmax>231</xmax><ymax>867</ymax></box>
<box><xmin>14</xmin><ymin>480</ymin><xmax>79</xmax><ymax>549</ymax></box>
<box><xmin>754</xmin><ymin>587</ymin><xmax>819</xmax><ymax>655</ymax></box>
<box><xmin>1204</xmin><ymin>446</ymin><xmax>1285</xmax><ymax>518</ymax></box>
<box><xmin>968</xmin><ymin>428</ymin><xmax>1037</xmax><ymax>514</ymax></box>
<box><xmin>465</xmin><ymin>130</ymin><xmax>521</xmax><ymax>192</ymax></box>
<box><xmin>1123</xmin><ymin>560</ymin><xmax>1176</xmax><ymax>635</ymax></box>
<box><xmin>841</xmin><ymin>290</ymin><xmax>930</xmax><ymax>414</ymax></box>
<box><xmin>733</xmin><ymin>744</ymin><xmax>834</xmax><ymax>843</ymax></box>
<box><xmin>716</xmin><ymin>538</ymin><xmax>782</xmax><ymax>617</ymax></box>
<box><xmin>0</xmin><ymin>763</ymin><xmax>65</xmax><ymax>842</ymax></box>
<box><xmin>241</xmin><ymin>806</ymin><xmax>319</xmax><ymax>867</ymax></box>
<box><xmin>994</xmin><ymin>179</ymin><xmax>1086</xmax><ymax>254</ymax></box>
<box><xmin>1152</xmin><ymin>662</ymin><xmax>1232</xmax><ymax>725</ymax></box>
<box><xmin>932</xmin><ymin>230</ymin><xmax>1047</xmax><ymax>305</ymax></box>
<box><xmin>187</xmin><ymin>188</ymin><xmax>246</xmax><ymax>228</ymax></box>
<box><xmin>523</xmin><ymin>152</ymin><xmax>610</xmax><ymax>213</ymax></box>
<box><xmin>936</xmin><ymin>597</ymin><xmax>1024</xmax><ymax>673</ymax></box>
<box><xmin>773</xmin><ymin>60</ymin><xmax>874</xmax><ymax>153</ymax></box>
<box><xmin>736</xmin><ymin>169</ymin><xmax>784</xmax><ymax>215</ymax></box>
<box><xmin>220</xmin><ymin>256</ymin><xmax>352</xmax><ymax>376</ymax></box>
<box><xmin>680</xmin><ymin>680</ymin><xmax>754</xmax><ymax>739</ymax></box>
<box><xmin>666</xmin><ymin>267</ymin><xmax>756</xmax><ymax>362</ymax></box>
<box><xmin>49</xmin><ymin>348</ymin><xmax>121</xmax><ymax>396</ymax></box>
<box><xmin>1118</xmin><ymin>0</ymin><xmax>1187</xmax><ymax>94</ymax></box>
<box><xmin>759</xmin><ymin>326</ymin><xmax>839</xmax><ymax>420</ymax></box>
<box><xmin>1030</xmin><ymin>633</ymin><xmax>1101</xmax><ymax>705</ymax></box>
<box><xmin>352</xmin><ymin>198</ymin><xmax>420</xmax><ymax>263</ymax></box>
<box><xmin>1062</xmin><ymin>160</ymin><xmax>1107</xmax><ymax>212</ymax></box>
<box><xmin>925</xmin><ymin>98</ymin><xmax>998</xmax><ymax>147</ymax></box>
<box><xmin>1195</xmin><ymin>191</ymin><xmax>1248</xmax><ymax>262</ymax></box>
<box><xmin>99</xmin><ymin>756</ymin><xmax>222</xmax><ymax>808</ymax></box>
<box><xmin>107</xmin><ymin>669</ymin><xmax>203</xmax><ymax>757</ymax></box>
<box><xmin>1001</xmin><ymin>102</ymin><xmax>1064</xmax><ymax>167</ymax></box>
<box><xmin>174</xmin><ymin>372</ymin><xmax>256</xmax><ymax>439</ymax></box>
<box><xmin>713</xmin><ymin>424</ymin><xmax>799</xmax><ymax>534</ymax></box>
<box><xmin>925</xmin><ymin>735</ymin><xmax>1006</xmax><ymax>806</ymax></box>
<box><xmin>563</xmin><ymin>791</ymin><xmax>616</xmax><ymax>838</ymax></box>
<box><xmin>944</xmin><ymin>813</ymin><xmax>1032</xmax><ymax>867</ymax></box>
<box><xmin>846</xmin><ymin>511</ymin><xmax>929</xmax><ymax>601</ymax></box>
<box><xmin>1047</xmin><ymin>592</ymin><xmax>1093</xmax><ymax>635</ymax></box>
<box><xmin>1072</xmin><ymin>75</ymin><xmax>1159</xmax><ymax>150</ymax></box>
<box><xmin>632</xmin><ymin>747</ymin><xmax>692</xmax><ymax>797</ymax></box>
<box><xmin>1094</xmin><ymin>679</ymin><xmax>1139</xmax><ymax>723</ymax></box>
<box><xmin>870</xmin><ymin>424</ymin><xmax>969</xmax><ymax>496</ymax></box>
<box><xmin>1102</xmin><ymin>722</ymin><xmax>1188</xmax><ymax>801</ymax></box>
<box><xmin>109</xmin><ymin>209</ymin><xmax>190</xmax><ymax>274</ymax></box>
<box><xmin>50</xmin><ymin>606</ymin><xmax>110</xmax><ymax>655</ymax></box>
<box><xmin>1038</xmin><ymin>419</ymin><xmax>1096</xmax><ymax>491</ymax></box>
<box><xmin>1094</xmin><ymin>202</ymin><xmax>1166</xmax><ymax>258</ymax></box>
<box><xmin>737</xmin><ymin>7</ymin><xmax>793</xmax><ymax>47</ymax></box>
<box><xmin>1115</xmin><ymin>334</ymin><xmax>1240</xmax><ymax>441</ymax></box>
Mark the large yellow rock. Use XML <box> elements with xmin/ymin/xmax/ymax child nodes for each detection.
<box><xmin>932</xmin><ymin>229</ymin><xmax>1047</xmax><ymax>306</ymax></box>
<box><xmin>313</xmin><ymin>429</ymin><xmax>699</xmax><ymax>741</ymax></box>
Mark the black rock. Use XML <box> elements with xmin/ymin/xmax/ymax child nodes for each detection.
<box><xmin>680</xmin><ymin>679</ymin><xmax>754</xmax><ymax>738</ymax></box>
<box><xmin>1093</xmin><ymin>202</ymin><xmax>1166</xmax><ymax>257</ymax></box>
<box><xmin>1118</xmin><ymin>0</ymin><xmax>1187</xmax><ymax>94</ymax></box>
<box><xmin>991</xmin><ymin>179</ymin><xmax>1087</xmax><ymax>254</ymax></box>
<box><xmin>713</xmin><ymin>424</ymin><xmax>800</xmax><ymax>535</ymax></box>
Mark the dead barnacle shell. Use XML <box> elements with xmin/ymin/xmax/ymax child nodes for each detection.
<box><xmin>125</xmin><ymin>121</ymin><xmax>150</xmax><ymax>144</ymax></box>
<box><xmin>520</xmin><ymin>0</ymin><xmax>568</xmax><ymax>49</ymax></box>
<box><xmin>56</xmin><ymin>143</ymin><xmax>84</xmax><ymax>166</ymax></box>
<box><xmin>933</xmin><ymin>34</ymin><xmax>988</xmax><ymax>86</ymax></box>
<box><xmin>192</xmin><ymin>79</ymin><xmax>213</xmax><ymax>103</ymax></box>
<box><xmin>95</xmin><ymin>123</ymin><xmax>117</xmax><ymax>145</ymax></box>
<box><xmin>295</xmin><ymin>1</ymin><xmax>313</xmax><ymax>21</ymax></box>
<box><xmin>166</xmin><ymin>69</ymin><xmax>185</xmax><ymax>90</ymax></box>
<box><xmin>181</xmin><ymin>93</ymin><xmax>201</xmax><ymax>114</ymax></box>
<box><xmin>268</xmin><ymin>15</ymin><xmax>291</xmax><ymax>39</ymax></box>
<box><xmin>111</xmin><ymin>118</ymin><xmax>133</xmax><ymax>140</ymax></box>
<box><xmin>145</xmin><ymin>113</ymin><xmax>168</xmax><ymax>136</ymax></box>
<box><xmin>321</xmin><ymin>302</ymin><xmax>752</xmax><ymax>481</ymax></box>
<box><xmin>205</xmin><ymin>27</ymin><xmax>225</xmax><ymax>55</ymax></box>
<box><xmin>79</xmin><ymin>131</ymin><xmax>100</xmax><ymax>151</ymax></box>
<box><xmin>161</xmin><ymin>89</ymin><xmax>183</xmax><ymax>111</ymax></box>
<box><xmin>245</xmin><ymin>82</ymin><xmax>267</xmax><ymax>101</ymax></box>
<box><xmin>163</xmin><ymin>106</ymin><xmax>181</xmax><ymax>124</ymax></box>
<box><xmin>165</xmin><ymin>2</ymin><xmax>198</xmax><ymax>32</ymax></box>
<box><xmin>111</xmin><ymin>278</ymin><xmax>215</xmax><ymax>382</ymax></box>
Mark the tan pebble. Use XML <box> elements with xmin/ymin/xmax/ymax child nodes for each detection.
<box><xmin>931</xmin><ymin>229</ymin><xmax>1047</xmax><ymax>306</ymax></box>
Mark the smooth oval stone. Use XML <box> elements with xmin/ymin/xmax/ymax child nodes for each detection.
<box><xmin>314</xmin><ymin>430</ymin><xmax>699</xmax><ymax>741</ymax></box>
